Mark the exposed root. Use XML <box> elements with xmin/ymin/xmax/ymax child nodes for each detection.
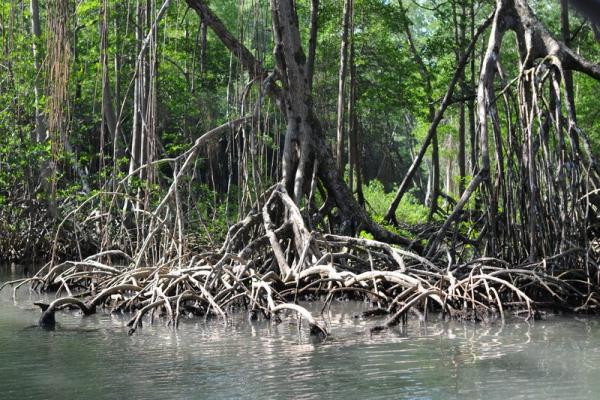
<box><xmin>3</xmin><ymin>184</ymin><xmax>597</xmax><ymax>338</ymax></box>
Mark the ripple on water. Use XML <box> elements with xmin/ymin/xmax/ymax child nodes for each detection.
<box><xmin>3</xmin><ymin>272</ymin><xmax>600</xmax><ymax>399</ymax></box>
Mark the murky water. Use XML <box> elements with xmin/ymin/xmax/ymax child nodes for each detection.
<box><xmin>1</xmin><ymin>265</ymin><xmax>600</xmax><ymax>400</ymax></box>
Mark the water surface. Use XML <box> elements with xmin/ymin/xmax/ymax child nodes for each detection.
<box><xmin>1</xmin><ymin>265</ymin><xmax>599</xmax><ymax>399</ymax></box>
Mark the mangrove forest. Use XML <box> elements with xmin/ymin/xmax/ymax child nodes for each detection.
<box><xmin>2</xmin><ymin>0</ymin><xmax>600</xmax><ymax>338</ymax></box>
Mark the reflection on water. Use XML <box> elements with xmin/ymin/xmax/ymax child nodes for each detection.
<box><xmin>1</xmin><ymin>265</ymin><xmax>599</xmax><ymax>399</ymax></box>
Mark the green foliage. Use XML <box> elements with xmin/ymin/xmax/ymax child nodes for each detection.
<box><xmin>363</xmin><ymin>179</ymin><xmax>429</xmax><ymax>225</ymax></box>
<box><xmin>188</xmin><ymin>183</ymin><xmax>239</xmax><ymax>247</ymax></box>
<box><xmin>1</xmin><ymin>0</ymin><xmax>600</xmax><ymax>263</ymax></box>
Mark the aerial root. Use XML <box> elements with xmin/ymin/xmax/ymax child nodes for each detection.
<box><xmin>3</xmin><ymin>185</ymin><xmax>595</xmax><ymax>336</ymax></box>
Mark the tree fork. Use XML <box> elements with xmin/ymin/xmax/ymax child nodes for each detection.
<box><xmin>188</xmin><ymin>0</ymin><xmax>418</xmax><ymax>250</ymax></box>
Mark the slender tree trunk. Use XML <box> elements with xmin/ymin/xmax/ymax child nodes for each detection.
<box><xmin>200</xmin><ymin>18</ymin><xmax>207</xmax><ymax>78</ymax></box>
<box><xmin>139</xmin><ymin>0</ymin><xmax>151</xmax><ymax>182</ymax></box>
<box><xmin>129</xmin><ymin>0</ymin><xmax>142</xmax><ymax>180</ymax></box>
<box><xmin>112</xmin><ymin>7</ymin><xmax>122</xmax><ymax>186</ymax></box>
<box><xmin>114</xmin><ymin>16</ymin><xmax>121</xmax><ymax>113</ymax></box>
<box><xmin>458</xmin><ymin>103</ymin><xmax>466</xmax><ymax>194</ymax></box>
<box><xmin>355</xmin><ymin>124</ymin><xmax>365</xmax><ymax>207</ymax></box>
<box><xmin>468</xmin><ymin>0</ymin><xmax>477</xmax><ymax>177</ymax></box>
<box><xmin>457</xmin><ymin>0</ymin><xmax>467</xmax><ymax>196</ymax></box>
<box><xmin>306</xmin><ymin>0</ymin><xmax>319</xmax><ymax>91</ymax></box>
<box><xmin>445</xmin><ymin>154</ymin><xmax>453</xmax><ymax>196</ymax></box>
<box><xmin>560</xmin><ymin>0</ymin><xmax>576</xmax><ymax>123</ymax></box>
<box><xmin>30</xmin><ymin>0</ymin><xmax>45</xmax><ymax>143</ymax></box>
<box><xmin>429</xmin><ymin>134</ymin><xmax>440</xmax><ymax>219</ymax></box>
<box><xmin>336</xmin><ymin>0</ymin><xmax>352</xmax><ymax>173</ymax></box>
<box><xmin>397</xmin><ymin>0</ymin><xmax>439</xmax><ymax>219</ymax></box>
<box><xmin>101</xmin><ymin>0</ymin><xmax>118</xmax><ymax>146</ymax></box>
<box><xmin>347</xmin><ymin>0</ymin><xmax>356</xmax><ymax>195</ymax></box>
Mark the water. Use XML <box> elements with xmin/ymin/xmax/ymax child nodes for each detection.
<box><xmin>1</xmin><ymin>265</ymin><xmax>600</xmax><ymax>400</ymax></box>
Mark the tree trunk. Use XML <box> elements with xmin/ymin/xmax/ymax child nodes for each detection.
<box><xmin>428</xmin><ymin>0</ymin><xmax>600</xmax><ymax>259</ymax></box>
<box><xmin>306</xmin><ymin>0</ymin><xmax>319</xmax><ymax>91</ymax></box>
<box><xmin>186</xmin><ymin>0</ymin><xmax>420</xmax><ymax>249</ymax></box>
<box><xmin>30</xmin><ymin>0</ymin><xmax>45</xmax><ymax>143</ymax></box>
<box><xmin>336</xmin><ymin>0</ymin><xmax>352</xmax><ymax>173</ymax></box>
<box><xmin>457</xmin><ymin>0</ymin><xmax>467</xmax><ymax>196</ymax></box>
<box><xmin>269</xmin><ymin>0</ymin><xmax>418</xmax><ymax>248</ymax></box>
<box><xmin>429</xmin><ymin>136</ymin><xmax>440</xmax><ymax>219</ymax></box>
<box><xmin>112</xmin><ymin>8</ymin><xmax>122</xmax><ymax>186</ymax></box>
<box><xmin>101</xmin><ymin>0</ymin><xmax>118</xmax><ymax>146</ymax></box>
<box><xmin>397</xmin><ymin>0</ymin><xmax>439</xmax><ymax>218</ymax></box>
<box><xmin>129</xmin><ymin>0</ymin><xmax>143</xmax><ymax>180</ymax></box>
<box><xmin>348</xmin><ymin>0</ymin><xmax>357</xmax><ymax>195</ymax></box>
<box><xmin>560</xmin><ymin>0</ymin><xmax>576</xmax><ymax>123</ymax></box>
<box><xmin>200</xmin><ymin>18</ymin><xmax>207</xmax><ymax>78</ymax></box>
<box><xmin>468</xmin><ymin>0</ymin><xmax>477</xmax><ymax>179</ymax></box>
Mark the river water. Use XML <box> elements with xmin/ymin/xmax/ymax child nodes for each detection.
<box><xmin>1</xmin><ymin>265</ymin><xmax>600</xmax><ymax>400</ymax></box>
